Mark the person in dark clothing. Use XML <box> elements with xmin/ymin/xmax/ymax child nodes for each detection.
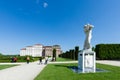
<box><xmin>39</xmin><ymin>57</ymin><xmax>42</xmax><ymax>64</ymax></box>
<box><xmin>44</xmin><ymin>57</ymin><xmax>48</xmax><ymax>64</ymax></box>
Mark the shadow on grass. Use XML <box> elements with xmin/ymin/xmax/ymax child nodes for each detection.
<box><xmin>54</xmin><ymin>64</ymin><xmax>109</xmax><ymax>73</ymax></box>
<box><xmin>54</xmin><ymin>64</ymin><xmax>78</xmax><ymax>70</ymax></box>
<box><xmin>54</xmin><ymin>64</ymin><xmax>77</xmax><ymax>68</ymax></box>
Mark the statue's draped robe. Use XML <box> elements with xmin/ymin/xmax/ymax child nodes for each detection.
<box><xmin>83</xmin><ymin>26</ymin><xmax>92</xmax><ymax>50</ymax></box>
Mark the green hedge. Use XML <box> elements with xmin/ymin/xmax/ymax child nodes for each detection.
<box><xmin>59</xmin><ymin>46</ymin><xmax>80</xmax><ymax>60</ymax></box>
<box><xmin>0</xmin><ymin>55</ymin><xmax>34</xmax><ymax>63</ymax></box>
<box><xmin>95</xmin><ymin>44</ymin><xmax>120</xmax><ymax>60</ymax></box>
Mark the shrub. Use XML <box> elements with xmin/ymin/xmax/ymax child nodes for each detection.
<box><xmin>0</xmin><ymin>55</ymin><xmax>33</xmax><ymax>62</ymax></box>
<box><xmin>95</xmin><ymin>44</ymin><xmax>120</xmax><ymax>60</ymax></box>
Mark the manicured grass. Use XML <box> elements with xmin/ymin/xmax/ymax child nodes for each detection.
<box><xmin>0</xmin><ymin>65</ymin><xmax>18</xmax><ymax>70</ymax></box>
<box><xmin>56</xmin><ymin>57</ymin><xmax>74</xmax><ymax>61</ymax></box>
<box><xmin>35</xmin><ymin>63</ymin><xmax>120</xmax><ymax>80</ymax></box>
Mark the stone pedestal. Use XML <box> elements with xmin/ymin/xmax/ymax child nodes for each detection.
<box><xmin>78</xmin><ymin>50</ymin><xmax>96</xmax><ymax>73</ymax></box>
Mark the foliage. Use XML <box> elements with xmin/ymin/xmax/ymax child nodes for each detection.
<box><xmin>35</xmin><ymin>63</ymin><xmax>120</xmax><ymax>80</ymax></box>
<box><xmin>59</xmin><ymin>46</ymin><xmax>80</xmax><ymax>60</ymax></box>
<box><xmin>17</xmin><ymin>56</ymin><xmax>33</xmax><ymax>62</ymax></box>
<box><xmin>95</xmin><ymin>44</ymin><xmax>120</xmax><ymax>60</ymax></box>
<box><xmin>0</xmin><ymin>53</ymin><xmax>3</xmax><ymax>56</ymax></box>
<box><xmin>75</xmin><ymin>46</ymin><xmax>79</xmax><ymax>60</ymax></box>
<box><xmin>53</xmin><ymin>49</ymin><xmax>56</xmax><ymax>61</ymax></box>
<box><xmin>0</xmin><ymin>55</ymin><xmax>12</xmax><ymax>62</ymax></box>
<box><xmin>0</xmin><ymin>55</ymin><xmax>33</xmax><ymax>62</ymax></box>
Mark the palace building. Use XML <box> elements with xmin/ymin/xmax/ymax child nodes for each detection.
<box><xmin>20</xmin><ymin>44</ymin><xmax>62</xmax><ymax>57</ymax></box>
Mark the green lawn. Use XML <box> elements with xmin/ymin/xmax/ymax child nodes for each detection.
<box><xmin>35</xmin><ymin>63</ymin><xmax>120</xmax><ymax>80</ymax></box>
<box><xmin>56</xmin><ymin>57</ymin><xmax>74</xmax><ymax>61</ymax></box>
<box><xmin>0</xmin><ymin>65</ymin><xmax>18</xmax><ymax>70</ymax></box>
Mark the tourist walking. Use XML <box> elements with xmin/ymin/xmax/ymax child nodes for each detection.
<box><xmin>39</xmin><ymin>57</ymin><xmax>42</xmax><ymax>64</ymax></box>
<box><xmin>13</xmin><ymin>57</ymin><xmax>17</xmax><ymax>62</ymax></box>
<box><xmin>44</xmin><ymin>57</ymin><xmax>48</xmax><ymax>64</ymax></box>
<box><xmin>26</xmin><ymin>56</ymin><xmax>30</xmax><ymax>64</ymax></box>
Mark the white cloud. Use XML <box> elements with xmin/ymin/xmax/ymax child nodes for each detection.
<box><xmin>43</xmin><ymin>2</ymin><xmax>48</xmax><ymax>8</ymax></box>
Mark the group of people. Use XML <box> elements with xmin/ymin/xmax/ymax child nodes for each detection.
<box><xmin>26</xmin><ymin>56</ymin><xmax>48</xmax><ymax>65</ymax></box>
<box><xmin>11</xmin><ymin>57</ymin><xmax>17</xmax><ymax>62</ymax></box>
<box><xmin>39</xmin><ymin>57</ymin><xmax>48</xmax><ymax>65</ymax></box>
<box><xmin>11</xmin><ymin>56</ymin><xmax>49</xmax><ymax>64</ymax></box>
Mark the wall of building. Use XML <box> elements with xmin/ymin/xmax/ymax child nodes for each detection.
<box><xmin>20</xmin><ymin>44</ymin><xmax>62</xmax><ymax>57</ymax></box>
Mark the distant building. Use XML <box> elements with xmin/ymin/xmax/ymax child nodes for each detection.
<box><xmin>20</xmin><ymin>48</ymin><xmax>26</xmax><ymax>56</ymax></box>
<box><xmin>20</xmin><ymin>44</ymin><xmax>62</xmax><ymax>57</ymax></box>
<box><xmin>32</xmin><ymin>44</ymin><xmax>43</xmax><ymax>57</ymax></box>
<box><xmin>43</xmin><ymin>46</ymin><xmax>53</xmax><ymax>57</ymax></box>
<box><xmin>20</xmin><ymin>44</ymin><xmax>43</xmax><ymax>57</ymax></box>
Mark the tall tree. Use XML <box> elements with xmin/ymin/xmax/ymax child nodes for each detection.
<box><xmin>69</xmin><ymin>50</ymin><xmax>72</xmax><ymax>59</ymax></box>
<box><xmin>71</xmin><ymin>49</ymin><xmax>75</xmax><ymax>60</ymax></box>
<box><xmin>75</xmin><ymin>46</ymin><xmax>79</xmax><ymax>60</ymax></box>
<box><xmin>53</xmin><ymin>49</ymin><xmax>56</xmax><ymax>61</ymax></box>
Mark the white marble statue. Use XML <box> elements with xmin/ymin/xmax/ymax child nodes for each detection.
<box><xmin>83</xmin><ymin>24</ymin><xmax>94</xmax><ymax>50</ymax></box>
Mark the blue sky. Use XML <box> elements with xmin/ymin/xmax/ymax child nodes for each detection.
<box><xmin>0</xmin><ymin>0</ymin><xmax>120</xmax><ymax>54</ymax></box>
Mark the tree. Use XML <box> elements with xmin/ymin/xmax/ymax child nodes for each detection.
<box><xmin>71</xmin><ymin>49</ymin><xmax>75</xmax><ymax>60</ymax></box>
<box><xmin>69</xmin><ymin>50</ymin><xmax>72</xmax><ymax>59</ymax></box>
<box><xmin>75</xmin><ymin>46</ymin><xmax>79</xmax><ymax>60</ymax></box>
<box><xmin>53</xmin><ymin>49</ymin><xmax>56</xmax><ymax>61</ymax></box>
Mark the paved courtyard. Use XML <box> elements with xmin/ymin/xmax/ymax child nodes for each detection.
<box><xmin>0</xmin><ymin>61</ymin><xmax>46</xmax><ymax>80</ymax></box>
<box><xmin>96</xmin><ymin>60</ymin><xmax>120</xmax><ymax>67</ymax></box>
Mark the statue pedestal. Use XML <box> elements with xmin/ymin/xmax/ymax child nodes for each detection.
<box><xmin>78</xmin><ymin>50</ymin><xmax>96</xmax><ymax>73</ymax></box>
